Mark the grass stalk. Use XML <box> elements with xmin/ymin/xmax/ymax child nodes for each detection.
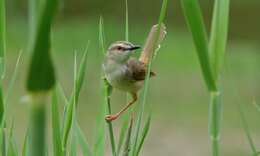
<box><xmin>26</xmin><ymin>0</ymin><xmax>58</xmax><ymax>155</ymax></box>
<box><xmin>131</xmin><ymin>0</ymin><xmax>168</xmax><ymax>155</ymax></box>
<box><xmin>104</xmin><ymin>79</ymin><xmax>117</xmax><ymax>156</ymax></box>
<box><xmin>181</xmin><ymin>0</ymin><xmax>230</xmax><ymax>155</ymax></box>
<box><xmin>209</xmin><ymin>91</ymin><xmax>221</xmax><ymax>156</ymax></box>
<box><xmin>98</xmin><ymin>15</ymin><xmax>117</xmax><ymax>156</ymax></box>
<box><xmin>29</xmin><ymin>94</ymin><xmax>47</xmax><ymax>156</ymax></box>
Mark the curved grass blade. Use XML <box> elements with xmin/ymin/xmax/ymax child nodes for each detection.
<box><xmin>135</xmin><ymin>115</ymin><xmax>151</xmax><ymax>156</ymax></box>
<box><xmin>7</xmin><ymin>123</ymin><xmax>18</xmax><ymax>156</ymax></box>
<box><xmin>238</xmin><ymin>102</ymin><xmax>257</xmax><ymax>155</ymax></box>
<box><xmin>181</xmin><ymin>0</ymin><xmax>216</xmax><ymax>91</ymax></box>
<box><xmin>117</xmin><ymin>117</ymin><xmax>129</xmax><ymax>155</ymax></box>
<box><xmin>76</xmin><ymin>123</ymin><xmax>92</xmax><ymax>156</ymax></box>
<box><xmin>75</xmin><ymin>42</ymin><xmax>90</xmax><ymax>106</ymax></box>
<box><xmin>62</xmin><ymin>43</ymin><xmax>89</xmax><ymax>151</ymax></box>
<box><xmin>22</xmin><ymin>129</ymin><xmax>29</xmax><ymax>156</ymax></box>
<box><xmin>93</xmin><ymin>79</ymin><xmax>106</xmax><ymax>156</ymax></box>
<box><xmin>209</xmin><ymin>0</ymin><xmax>230</xmax><ymax>79</ymax></box>
<box><xmin>122</xmin><ymin>117</ymin><xmax>133</xmax><ymax>156</ymax></box>
<box><xmin>5</xmin><ymin>50</ymin><xmax>23</xmax><ymax>104</ymax></box>
<box><xmin>62</xmin><ymin>52</ymin><xmax>77</xmax><ymax>151</ymax></box>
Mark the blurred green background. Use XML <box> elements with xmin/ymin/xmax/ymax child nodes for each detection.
<box><xmin>3</xmin><ymin>0</ymin><xmax>260</xmax><ymax>155</ymax></box>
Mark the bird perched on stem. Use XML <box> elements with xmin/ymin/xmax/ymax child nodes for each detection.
<box><xmin>103</xmin><ymin>24</ymin><xmax>166</xmax><ymax>121</ymax></box>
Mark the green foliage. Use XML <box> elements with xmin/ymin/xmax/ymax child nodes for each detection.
<box><xmin>75</xmin><ymin>124</ymin><xmax>92</xmax><ymax>156</ymax></box>
<box><xmin>135</xmin><ymin>115</ymin><xmax>151</xmax><ymax>156</ymax></box>
<box><xmin>122</xmin><ymin>118</ymin><xmax>133</xmax><ymax>156</ymax></box>
<box><xmin>209</xmin><ymin>0</ymin><xmax>230</xmax><ymax>79</ymax></box>
<box><xmin>181</xmin><ymin>0</ymin><xmax>216</xmax><ymax>91</ymax></box>
<box><xmin>181</xmin><ymin>0</ymin><xmax>230</xmax><ymax>156</ymax></box>
<box><xmin>62</xmin><ymin>44</ymin><xmax>89</xmax><ymax>152</ymax></box>
<box><xmin>26</xmin><ymin>0</ymin><xmax>58</xmax><ymax>91</ymax></box>
<box><xmin>131</xmin><ymin>1</ymin><xmax>168</xmax><ymax>156</ymax></box>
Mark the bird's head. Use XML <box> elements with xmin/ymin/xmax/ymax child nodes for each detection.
<box><xmin>107</xmin><ymin>41</ymin><xmax>141</xmax><ymax>63</ymax></box>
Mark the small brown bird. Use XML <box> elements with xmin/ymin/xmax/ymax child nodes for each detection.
<box><xmin>103</xmin><ymin>24</ymin><xmax>166</xmax><ymax>121</ymax></box>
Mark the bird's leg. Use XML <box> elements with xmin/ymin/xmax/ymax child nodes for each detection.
<box><xmin>105</xmin><ymin>93</ymin><xmax>137</xmax><ymax>121</ymax></box>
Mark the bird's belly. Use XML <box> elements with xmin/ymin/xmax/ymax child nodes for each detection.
<box><xmin>104</xmin><ymin>66</ymin><xmax>143</xmax><ymax>93</ymax></box>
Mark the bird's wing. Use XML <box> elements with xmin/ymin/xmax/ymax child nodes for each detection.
<box><xmin>126</xmin><ymin>58</ymin><xmax>155</xmax><ymax>81</ymax></box>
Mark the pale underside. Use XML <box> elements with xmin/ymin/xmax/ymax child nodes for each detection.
<box><xmin>103</xmin><ymin>57</ymin><xmax>154</xmax><ymax>93</ymax></box>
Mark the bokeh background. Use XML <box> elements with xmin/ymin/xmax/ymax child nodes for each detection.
<box><xmin>4</xmin><ymin>0</ymin><xmax>260</xmax><ymax>155</ymax></box>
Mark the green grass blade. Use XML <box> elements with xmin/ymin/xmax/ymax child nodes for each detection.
<box><xmin>122</xmin><ymin>118</ymin><xmax>133</xmax><ymax>156</ymax></box>
<box><xmin>131</xmin><ymin>0</ymin><xmax>168</xmax><ymax>155</ymax></box>
<box><xmin>62</xmin><ymin>43</ymin><xmax>89</xmax><ymax>151</ymax></box>
<box><xmin>117</xmin><ymin>117</ymin><xmax>129</xmax><ymax>155</ymax></box>
<box><xmin>99</xmin><ymin>16</ymin><xmax>106</xmax><ymax>54</ymax></box>
<box><xmin>74</xmin><ymin>42</ymin><xmax>90</xmax><ymax>105</ymax></box>
<box><xmin>70</xmin><ymin>113</ymin><xmax>78</xmax><ymax>156</ymax></box>
<box><xmin>7</xmin><ymin>123</ymin><xmax>18</xmax><ymax>156</ymax></box>
<box><xmin>104</xmin><ymin>80</ymin><xmax>117</xmax><ymax>156</ymax></box>
<box><xmin>253</xmin><ymin>101</ymin><xmax>260</xmax><ymax>113</ymax></box>
<box><xmin>135</xmin><ymin>115</ymin><xmax>151</xmax><ymax>156</ymax></box>
<box><xmin>93</xmin><ymin>17</ymin><xmax>107</xmax><ymax>156</ymax></box>
<box><xmin>62</xmin><ymin>52</ymin><xmax>77</xmax><ymax>151</ymax></box>
<box><xmin>0</xmin><ymin>0</ymin><xmax>6</xmax><ymax>79</ymax></box>
<box><xmin>209</xmin><ymin>0</ymin><xmax>230</xmax><ymax>79</ymax></box>
<box><xmin>181</xmin><ymin>0</ymin><xmax>216</xmax><ymax>91</ymax></box>
<box><xmin>22</xmin><ymin>129</ymin><xmax>29</xmax><ymax>156</ymax></box>
<box><xmin>0</xmin><ymin>126</ymin><xmax>6</xmax><ymax>156</ymax></box>
<box><xmin>99</xmin><ymin>16</ymin><xmax>117</xmax><ymax>155</ymax></box>
<box><xmin>5</xmin><ymin>50</ymin><xmax>23</xmax><ymax>104</ymax></box>
<box><xmin>51</xmin><ymin>90</ymin><xmax>63</xmax><ymax>156</ymax></box>
<box><xmin>93</xmin><ymin>79</ymin><xmax>106</xmax><ymax>156</ymax></box>
<box><xmin>76</xmin><ymin>123</ymin><xmax>92</xmax><ymax>156</ymax></box>
<box><xmin>237</xmin><ymin>102</ymin><xmax>257</xmax><ymax>155</ymax></box>
<box><xmin>26</xmin><ymin>0</ymin><xmax>58</xmax><ymax>91</ymax></box>
<box><xmin>125</xmin><ymin>0</ymin><xmax>129</xmax><ymax>41</ymax></box>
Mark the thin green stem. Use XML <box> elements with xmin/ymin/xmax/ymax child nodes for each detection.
<box><xmin>104</xmin><ymin>80</ymin><xmax>117</xmax><ymax>156</ymax></box>
<box><xmin>209</xmin><ymin>91</ymin><xmax>222</xmax><ymax>156</ymax></box>
<box><xmin>125</xmin><ymin>0</ymin><xmax>129</xmax><ymax>42</ymax></box>
<box><xmin>238</xmin><ymin>102</ymin><xmax>257</xmax><ymax>155</ymax></box>
<box><xmin>29</xmin><ymin>94</ymin><xmax>47</xmax><ymax>156</ymax></box>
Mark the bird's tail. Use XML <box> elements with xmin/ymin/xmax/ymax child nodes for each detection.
<box><xmin>139</xmin><ymin>24</ymin><xmax>167</xmax><ymax>65</ymax></box>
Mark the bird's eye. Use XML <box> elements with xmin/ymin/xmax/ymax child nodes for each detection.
<box><xmin>117</xmin><ymin>46</ymin><xmax>122</xmax><ymax>50</ymax></box>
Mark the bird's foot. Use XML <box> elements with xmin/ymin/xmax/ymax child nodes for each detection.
<box><xmin>105</xmin><ymin>115</ymin><xmax>118</xmax><ymax>122</ymax></box>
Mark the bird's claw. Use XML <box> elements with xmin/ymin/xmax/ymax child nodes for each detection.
<box><xmin>105</xmin><ymin>115</ymin><xmax>118</xmax><ymax>122</ymax></box>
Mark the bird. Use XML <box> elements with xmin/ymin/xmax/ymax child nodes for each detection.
<box><xmin>102</xmin><ymin>24</ymin><xmax>166</xmax><ymax>121</ymax></box>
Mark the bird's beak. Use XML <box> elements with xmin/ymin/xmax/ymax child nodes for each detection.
<box><xmin>128</xmin><ymin>45</ymin><xmax>141</xmax><ymax>51</ymax></box>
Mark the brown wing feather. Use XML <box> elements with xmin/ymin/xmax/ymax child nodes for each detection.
<box><xmin>126</xmin><ymin>58</ymin><xmax>155</xmax><ymax>81</ymax></box>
